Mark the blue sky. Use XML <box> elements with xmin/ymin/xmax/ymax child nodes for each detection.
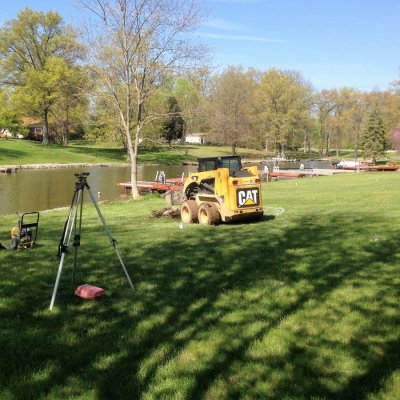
<box><xmin>1</xmin><ymin>0</ymin><xmax>399</xmax><ymax>91</ymax></box>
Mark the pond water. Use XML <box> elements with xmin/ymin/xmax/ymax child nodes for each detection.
<box><xmin>0</xmin><ymin>164</ymin><xmax>197</xmax><ymax>216</ymax></box>
<box><xmin>0</xmin><ymin>160</ymin><xmax>332</xmax><ymax>216</ymax></box>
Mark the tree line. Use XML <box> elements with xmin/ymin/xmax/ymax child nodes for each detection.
<box><xmin>1</xmin><ymin>2</ymin><xmax>399</xmax><ymax>196</ymax></box>
<box><xmin>206</xmin><ymin>66</ymin><xmax>400</xmax><ymax>159</ymax></box>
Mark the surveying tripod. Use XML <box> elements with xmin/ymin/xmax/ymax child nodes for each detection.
<box><xmin>49</xmin><ymin>172</ymin><xmax>135</xmax><ymax>310</ymax></box>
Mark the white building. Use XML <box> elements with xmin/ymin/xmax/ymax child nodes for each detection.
<box><xmin>185</xmin><ymin>133</ymin><xmax>208</xmax><ymax>144</ymax></box>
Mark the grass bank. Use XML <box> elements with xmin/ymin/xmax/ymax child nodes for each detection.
<box><xmin>1</xmin><ymin>173</ymin><xmax>400</xmax><ymax>399</ymax></box>
<box><xmin>5</xmin><ymin>138</ymin><xmax>394</xmax><ymax>167</ymax></box>
<box><xmin>0</xmin><ymin>139</ymin><xmax>267</xmax><ymax>166</ymax></box>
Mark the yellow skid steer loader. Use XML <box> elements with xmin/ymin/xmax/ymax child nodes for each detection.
<box><xmin>181</xmin><ymin>156</ymin><xmax>263</xmax><ymax>225</ymax></box>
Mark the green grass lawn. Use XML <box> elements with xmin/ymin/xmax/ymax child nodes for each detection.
<box><xmin>0</xmin><ymin>139</ymin><xmax>128</xmax><ymax>165</ymax></box>
<box><xmin>0</xmin><ymin>139</ymin><xmax>268</xmax><ymax>166</ymax></box>
<box><xmin>2</xmin><ymin>138</ymin><xmax>399</xmax><ymax>167</ymax></box>
<box><xmin>1</xmin><ymin>172</ymin><xmax>400</xmax><ymax>399</ymax></box>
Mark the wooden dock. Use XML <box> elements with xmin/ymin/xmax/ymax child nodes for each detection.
<box><xmin>269</xmin><ymin>171</ymin><xmax>303</xmax><ymax>178</ymax></box>
<box><xmin>118</xmin><ymin>177</ymin><xmax>184</xmax><ymax>193</ymax></box>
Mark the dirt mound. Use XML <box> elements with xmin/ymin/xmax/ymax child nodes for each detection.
<box><xmin>147</xmin><ymin>207</ymin><xmax>181</xmax><ymax>219</ymax></box>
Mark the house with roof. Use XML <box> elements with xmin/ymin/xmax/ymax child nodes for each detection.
<box><xmin>22</xmin><ymin>117</ymin><xmax>43</xmax><ymax>140</ymax></box>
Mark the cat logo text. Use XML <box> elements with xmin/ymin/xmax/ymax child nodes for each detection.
<box><xmin>237</xmin><ymin>188</ymin><xmax>260</xmax><ymax>208</ymax></box>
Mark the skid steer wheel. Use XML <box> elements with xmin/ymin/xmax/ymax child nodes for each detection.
<box><xmin>198</xmin><ymin>202</ymin><xmax>220</xmax><ymax>225</ymax></box>
<box><xmin>181</xmin><ymin>200</ymin><xmax>199</xmax><ymax>224</ymax></box>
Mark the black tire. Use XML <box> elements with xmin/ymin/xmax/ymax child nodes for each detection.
<box><xmin>181</xmin><ymin>200</ymin><xmax>199</xmax><ymax>224</ymax></box>
<box><xmin>185</xmin><ymin>183</ymin><xmax>199</xmax><ymax>200</ymax></box>
<box><xmin>198</xmin><ymin>202</ymin><xmax>221</xmax><ymax>225</ymax></box>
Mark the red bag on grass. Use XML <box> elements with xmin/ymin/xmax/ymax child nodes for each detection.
<box><xmin>75</xmin><ymin>284</ymin><xmax>105</xmax><ymax>299</ymax></box>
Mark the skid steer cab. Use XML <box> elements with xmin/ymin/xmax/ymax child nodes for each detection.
<box><xmin>181</xmin><ymin>156</ymin><xmax>263</xmax><ymax>225</ymax></box>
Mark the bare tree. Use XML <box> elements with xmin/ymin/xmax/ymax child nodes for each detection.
<box><xmin>332</xmin><ymin>88</ymin><xmax>367</xmax><ymax>159</ymax></box>
<box><xmin>209</xmin><ymin>66</ymin><xmax>255</xmax><ymax>155</ymax></box>
<box><xmin>81</xmin><ymin>0</ymin><xmax>207</xmax><ymax>197</ymax></box>
<box><xmin>315</xmin><ymin>89</ymin><xmax>336</xmax><ymax>156</ymax></box>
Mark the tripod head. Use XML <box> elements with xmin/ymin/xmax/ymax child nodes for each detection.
<box><xmin>75</xmin><ymin>172</ymin><xmax>90</xmax><ymax>181</ymax></box>
<box><xmin>74</xmin><ymin>172</ymin><xmax>90</xmax><ymax>189</ymax></box>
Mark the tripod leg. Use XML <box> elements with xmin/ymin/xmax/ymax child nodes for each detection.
<box><xmin>72</xmin><ymin>189</ymin><xmax>84</xmax><ymax>287</ymax></box>
<box><xmin>58</xmin><ymin>190</ymin><xmax>78</xmax><ymax>256</ymax></box>
<box><xmin>85</xmin><ymin>184</ymin><xmax>135</xmax><ymax>292</ymax></box>
<box><xmin>112</xmin><ymin>244</ymin><xmax>135</xmax><ymax>291</ymax></box>
<box><xmin>50</xmin><ymin>253</ymin><xmax>67</xmax><ymax>310</ymax></box>
<box><xmin>49</xmin><ymin>188</ymin><xmax>82</xmax><ymax>310</ymax></box>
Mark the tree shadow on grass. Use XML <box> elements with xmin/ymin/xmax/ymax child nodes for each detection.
<box><xmin>0</xmin><ymin>147</ymin><xmax>26</xmax><ymax>159</ymax></box>
<box><xmin>127</xmin><ymin>216</ymin><xmax>400</xmax><ymax>400</ymax></box>
<box><xmin>1</xmin><ymin>212</ymin><xmax>400</xmax><ymax>399</ymax></box>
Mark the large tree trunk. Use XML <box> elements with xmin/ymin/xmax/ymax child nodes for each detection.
<box><xmin>124</xmin><ymin>123</ymin><xmax>140</xmax><ymax>199</ymax></box>
<box><xmin>130</xmin><ymin>151</ymin><xmax>139</xmax><ymax>198</ymax></box>
<box><xmin>130</xmin><ymin>125</ymin><xmax>141</xmax><ymax>198</ymax></box>
<box><xmin>128</xmin><ymin>99</ymin><xmax>143</xmax><ymax>199</ymax></box>
<box><xmin>42</xmin><ymin>108</ymin><xmax>50</xmax><ymax>145</ymax></box>
<box><xmin>63</xmin><ymin>127</ymin><xmax>68</xmax><ymax>146</ymax></box>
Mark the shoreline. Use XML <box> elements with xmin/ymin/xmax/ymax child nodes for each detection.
<box><xmin>0</xmin><ymin>162</ymin><xmax>130</xmax><ymax>172</ymax></box>
<box><xmin>0</xmin><ymin>161</ymin><xmax>198</xmax><ymax>172</ymax></box>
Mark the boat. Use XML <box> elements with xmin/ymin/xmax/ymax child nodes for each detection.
<box><xmin>335</xmin><ymin>160</ymin><xmax>400</xmax><ymax>171</ymax></box>
<box><xmin>358</xmin><ymin>164</ymin><xmax>400</xmax><ymax>171</ymax></box>
<box><xmin>335</xmin><ymin>161</ymin><xmax>361</xmax><ymax>170</ymax></box>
